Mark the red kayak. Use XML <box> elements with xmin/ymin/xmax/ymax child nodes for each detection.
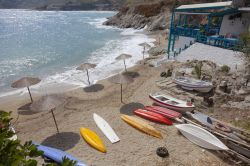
<box><xmin>134</xmin><ymin>109</ymin><xmax>172</xmax><ymax>125</ymax></box>
<box><xmin>145</xmin><ymin>106</ymin><xmax>181</xmax><ymax>119</ymax></box>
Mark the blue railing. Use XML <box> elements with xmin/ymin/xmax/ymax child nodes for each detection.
<box><xmin>196</xmin><ymin>34</ymin><xmax>241</xmax><ymax>50</ymax></box>
<box><xmin>172</xmin><ymin>26</ymin><xmax>241</xmax><ymax>50</ymax></box>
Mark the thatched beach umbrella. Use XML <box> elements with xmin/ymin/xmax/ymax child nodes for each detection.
<box><xmin>115</xmin><ymin>54</ymin><xmax>132</xmax><ymax>72</ymax></box>
<box><xmin>108</xmin><ymin>74</ymin><xmax>133</xmax><ymax>103</ymax></box>
<box><xmin>139</xmin><ymin>43</ymin><xmax>151</xmax><ymax>62</ymax></box>
<box><xmin>76</xmin><ymin>63</ymin><xmax>97</xmax><ymax>85</ymax></box>
<box><xmin>30</xmin><ymin>95</ymin><xmax>66</xmax><ymax>133</ymax></box>
<box><xmin>11</xmin><ymin>77</ymin><xmax>41</xmax><ymax>103</ymax></box>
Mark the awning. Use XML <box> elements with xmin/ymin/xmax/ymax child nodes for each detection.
<box><xmin>239</xmin><ymin>7</ymin><xmax>250</xmax><ymax>12</ymax></box>
<box><xmin>175</xmin><ymin>1</ymin><xmax>232</xmax><ymax>11</ymax></box>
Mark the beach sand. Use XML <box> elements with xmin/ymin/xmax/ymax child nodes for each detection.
<box><xmin>0</xmin><ymin>59</ymin><xmax>231</xmax><ymax>166</ymax></box>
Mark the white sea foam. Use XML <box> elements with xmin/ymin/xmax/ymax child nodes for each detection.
<box><xmin>87</xmin><ymin>17</ymin><xmax>120</xmax><ymax>30</ymax></box>
<box><xmin>0</xmin><ymin>19</ymin><xmax>155</xmax><ymax>98</ymax></box>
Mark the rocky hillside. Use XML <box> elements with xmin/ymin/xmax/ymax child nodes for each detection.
<box><xmin>0</xmin><ymin>0</ymin><xmax>126</xmax><ymax>10</ymax></box>
<box><xmin>104</xmin><ymin>0</ymin><xmax>220</xmax><ymax>31</ymax></box>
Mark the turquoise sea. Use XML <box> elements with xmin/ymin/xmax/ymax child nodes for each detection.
<box><xmin>0</xmin><ymin>10</ymin><xmax>154</xmax><ymax>96</ymax></box>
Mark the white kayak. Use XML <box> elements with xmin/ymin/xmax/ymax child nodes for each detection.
<box><xmin>93</xmin><ymin>113</ymin><xmax>120</xmax><ymax>143</ymax></box>
<box><xmin>173</xmin><ymin>76</ymin><xmax>213</xmax><ymax>93</ymax></box>
<box><xmin>149</xmin><ymin>92</ymin><xmax>195</xmax><ymax>113</ymax></box>
<box><xmin>175</xmin><ymin>124</ymin><xmax>228</xmax><ymax>150</ymax></box>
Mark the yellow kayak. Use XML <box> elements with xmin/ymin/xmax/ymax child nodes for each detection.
<box><xmin>80</xmin><ymin>127</ymin><xmax>106</xmax><ymax>153</ymax></box>
<box><xmin>121</xmin><ymin>114</ymin><xmax>162</xmax><ymax>138</ymax></box>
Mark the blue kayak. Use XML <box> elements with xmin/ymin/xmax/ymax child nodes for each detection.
<box><xmin>33</xmin><ymin>141</ymin><xmax>86</xmax><ymax>166</ymax></box>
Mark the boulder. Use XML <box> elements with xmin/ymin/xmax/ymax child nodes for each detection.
<box><xmin>148</xmin><ymin>46</ymin><xmax>166</xmax><ymax>57</ymax></box>
<box><xmin>147</xmin><ymin>15</ymin><xmax>169</xmax><ymax>31</ymax></box>
<box><xmin>244</xmin><ymin>95</ymin><xmax>250</xmax><ymax>103</ymax></box>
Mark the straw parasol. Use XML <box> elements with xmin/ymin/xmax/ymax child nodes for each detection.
<box><xmin>108</xmin><ymin>74</ymin><xmax>133</xmax><ymax>103</ymax></box>
<box><xmin>76</xmin><ymin>63</ymin><xmax>97</xmax><ymax>85</ymax></box>
<box><xmin>115</xmin><ymin>54</ymin><xmax>132</xmax><ymax>72</ymax></box>
<box><xmin>139</xmin><ymin>43</ymin><xmax>151</xmax><ymax>63</ymax></box>
<box><xmin>30</xmin><ymin>95</ymin><xmax>66</xmax><ymax>133</ymax></box>
<box><xmin>11</xmin><ymin>77</ymin><xmax>41</xmax><ymax>102</ymax></box>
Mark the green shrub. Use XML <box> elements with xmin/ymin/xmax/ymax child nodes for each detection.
<box><xmin>220</xmin><ymin>65</ymin><xmax>230</xmax><ymax>73</ymax></box>
<box><xmin>193</xmin><ymin>62</ymin><xmax>203</xmax><ymax>79</ymax></box>
<box><xmin>239</xmin><ymin>31</ymin><xmax>250</xmax><ymax>57</ymax></box>
<box><xmin>0</xmin><ymin>111</ymin><xmax>76</xmax><ymax>166</ymax></box>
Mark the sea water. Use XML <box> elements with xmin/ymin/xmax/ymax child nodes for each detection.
<box><xmin>0</xmin><ymin>10</ymin><xmax>155</xmax><ymax>97</ymax></box>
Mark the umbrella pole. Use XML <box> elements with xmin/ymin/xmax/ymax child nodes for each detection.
<box><xmin>86</xmin><ymin>69</ymin><xmax>90</xmax><ymax>85</ymax></box>
<box><xmin>51</xmin><ymin>109</ymin><xmax>59</xmax><ymax>133</ymax></box>
<box><xmin>120</xmin><ymin>84</ymin><xmax>123</xmax><ymax>103</ymax></box>
<box><xmin>143</xmin><ymin>46</ymin><xmax>145</xmax><ymax>65</ymax></box>
<box><xmin>123</xmin><ymin>60</ymin><xmax>127</xmax><ymax>72</ymax></box>
<box><xmin>27</xmin><ymin>86</ymin><xmax>33</xmax><ymax>103</ymax></box>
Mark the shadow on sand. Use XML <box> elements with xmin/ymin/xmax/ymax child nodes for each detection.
<box><xmin>17</xmin><ymin>103</ymin><xmax>39</xmax><ymax>115</ymax></box>
<box><xmin>122</xmin><ymin>71</ymin><xmax>140</xmax><ymax>78</ymax></box>
<box><xmin>120</xmin><ymin>102</ymin><xmax>145</xmax><ymax>115</ymax></box>
<box><xmin>41</xmin><ymin>132</ymin><xmax>80</xmax><ymax>151</ymax></box>
<box><xmin>83</xmin><ymin>84</ymin><xmax>104</xmax><ymax>93</ymax></box>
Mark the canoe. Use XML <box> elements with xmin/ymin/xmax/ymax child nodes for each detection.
<box><xmin>33</xmin><ymin>142</ymin><xmax>86</xmax><ymax>166</ymax></box>
<box><xmin>93</xmin><ymin>113</ymin><xmax>120</xmax><ymax>143</ymax></box>
<box><xmin>173</xmin><ymin>76</ymin><xmax>213</xmax><ymax>93</ymax></box>
<box><xmin>145</xmin><ymin>106</ymin><xmax>181</xmax><ymax>119</ymax></box>
<box><xmin>175</xmin><ymin>124</ymin><xmax>229</xmax><ymax>150</ymax></box>
<box><xmin>121</xmin><ymin>114</ymin><xmax>162</xmax><ymax>138</ymax></box>
<box><xmin>187</xmin><ymin>111</ymin><xmax>213</xmax><ymax>128</ymax></box>
<box><xmin>149</xmin><ymin>92</ymin><xmax>195</xmax><ymax>113</ymax></box>
<box><xmin>80</xmin><ymin>127</ymin><xmax>106</xmax><ymax>153</ymax></box>
<box><xmin>134</xmin><ymin>109</ymin><xmax>172</xmax><ymax>125</ymax></box>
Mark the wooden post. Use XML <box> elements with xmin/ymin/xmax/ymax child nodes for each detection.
<box><xmin>51</xmin><ymin>109</ymin><xmax>59</xmax><ymax>133</ymax></box>
<box><xmin>27</xmin><ymin>86</ymin><xmax>33</xmax><ymax>103</ymax></box>
<box><xmin>120</xmin><ymin>84</ymin><xmax>123</xmax><ymax>103</ymax></box>
<box><xmin>123</xmin><ymin>60</ymin><xmax>127</xmax><ymax>72</ymax></box>
<box><xmin>86</xmin><ymin>69</ymin><xmax>90</xmax><ymax>85</ymax></box>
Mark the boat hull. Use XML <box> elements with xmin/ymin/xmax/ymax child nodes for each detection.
<box><xmin>93</xmin><ymin>113</ymin><xmax>120</xmax><ymax>144</ymax></box>
<box><xmin>145</xmin><ymin>106</ymin><xmax>181</xmax><ymax>119</ymax></box>
<box><xmin>175</xmin><ymin>124</ymin><xmax>228</xmax><ymax>150</ymax></box>
<box><xmin>173</xmin><ymin>76</ymin><xmax>213</xmax><ymax>93</ymax></box>
<box><xmin>134</xmin><ymin>109</ymin><xmax>172</xmax><ymax>125</ymax></box>
<box><xmin>80</xmin><ymin>127</ymin><xmax>106</xmax><ymax>153</ymax></box>
<box><xmin>149</xmin><ymin>95</ymin><xmax>194</xmax><ymax>113</ymax></box>
<box><xmin>33</xmin><ymin>142</ymin><xmax>86</xmax><ymax>166</ymax></box>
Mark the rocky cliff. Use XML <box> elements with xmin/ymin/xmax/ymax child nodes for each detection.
<box><xmin>104</xmin><ymin>0</ymin><xmax>220</xmax><ymax>31</ymax></box>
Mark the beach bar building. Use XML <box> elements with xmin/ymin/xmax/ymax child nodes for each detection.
<box><xmin>167</xmin><ymin>0</ymin><xmax>250</xmax><ymax>57</ymax></box>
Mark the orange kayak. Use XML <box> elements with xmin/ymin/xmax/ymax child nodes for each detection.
<box><xmin>121</xmin><ymin>114</ymin><xmax>162</xmax><ymax>138</ymax></box>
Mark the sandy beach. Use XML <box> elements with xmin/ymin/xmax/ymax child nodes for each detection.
<box><xmin>0</xmin><ymin>49</ymin><xmax>234</xmax><ymax>166</ymax></box>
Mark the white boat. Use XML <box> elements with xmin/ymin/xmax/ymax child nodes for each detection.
<box><xmin>175</xmin><ymin>124</ymin><xmax>229</xmax><ymax>150</ymax></box>
<box><xmin>149</xmin><ymin>92</ymin><xmax>195</xmax><ymax>113</ymax></box>
<box><xmin>173</xmin><ymin>76</ymin><xmax>213</xmax><ymax>93</ymax></box>
<box><xmin>93</xmin><ymin>113</ymin><xmax>120</xmax><ymax>144</ymax></box>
